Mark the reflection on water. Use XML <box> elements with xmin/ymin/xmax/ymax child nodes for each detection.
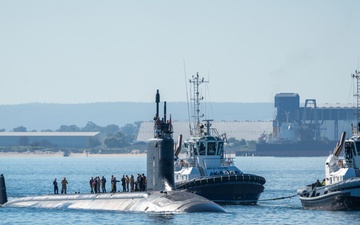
<box><xmin>147</xmin><ymin>213</ymin><xmax>175</xmax><ymax>223</ymax></box>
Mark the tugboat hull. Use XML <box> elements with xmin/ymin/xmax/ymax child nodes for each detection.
<box><xmin>176</xmin><ymin>174</ymin><xmax>265</xmax><ymax>205</ymax></box>
<box><xmin>299</xmin><ymin>191</ymin><xmax>360</xmax><ymax>211</ymax></box>
<box><xmin>297</xmin><ymin>178</ymin><xmax>360</xmax><ymax>211</ymax></box>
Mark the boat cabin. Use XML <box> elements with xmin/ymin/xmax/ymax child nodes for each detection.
<box><xmin>325</xmin><ymin>135</ymin><xmax>360</xmax><ymax>185</ymax></box>
<box><xmin>186</xmin><ymin>137</ymin><xmax>224</xmax><ymax>157</ymax></box>
<box><xmin>344</xmin><ymin>136</ymin><xmax>360</xmax><ymax>168</ymax></box>
<box><xmin>175</xmin><ymin>129</ymin><xmax>241</xmax><ymax>183</ymax></box>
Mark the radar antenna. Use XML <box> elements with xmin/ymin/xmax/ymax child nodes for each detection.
<box><xmin>352</xmin><ymin>70</ymin><xmax>360</xmax><ymax>134</ymax></box>
<box><xmin>189</xmin><ymin>73</ymin><xmax>208</xmax><ymax>135</ymax></box>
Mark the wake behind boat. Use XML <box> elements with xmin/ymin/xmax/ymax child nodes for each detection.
<box><xmin>297</xmin><ymin>71</ymin><xmax>360</xmax><ymax>210</ymax></box>
<box><xmin>174</xmin><ymin>73</ymin><xmax>266</xmax><ymax>205</ymax></box>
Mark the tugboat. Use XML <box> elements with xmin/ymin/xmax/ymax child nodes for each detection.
<box><xmin>174</xmin><ymin>73</ymin><xmax>266</xmax><ymax>205</ymax></box>
<box><xmin>297</xmin><ymin>71</ymin><xmax>360</xmax><ymax>210</ymax></box>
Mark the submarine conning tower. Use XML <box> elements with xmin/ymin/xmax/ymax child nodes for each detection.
<box><xmin>0</xmin><ymin>174</ymin><xmax>7</xmax><ymax>204</ymax></box>
<box><xmin>146</xmin><ymin>90</ymin><xmax>175</xmax><ymax>192</ymax></box>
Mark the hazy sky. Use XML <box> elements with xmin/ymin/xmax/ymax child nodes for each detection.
<box><xmin>1</xmin><ymin>1</ymin><xmax>360</xmax><ymax>105</ymax></box>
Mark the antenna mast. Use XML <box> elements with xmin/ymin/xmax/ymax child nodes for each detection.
<box><xmin>352</xmin><ymin>70</ymin><xmax>360</xmax><ymax>134</ymax></box>
<box><xmin>189</xmin><ymin>73</ymin><xmax>208</xmax><ymax>135</ymax></box>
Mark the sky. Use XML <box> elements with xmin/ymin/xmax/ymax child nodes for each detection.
<box><xmin>1</xmin><ymin>0</ymin><xmax>360</xmax><ymax>105</ymax></box>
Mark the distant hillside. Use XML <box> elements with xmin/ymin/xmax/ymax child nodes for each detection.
<box><xmin>0</xmin><ymin>102</ymin><xmax>274</xmax><ymax>131</ymax></box>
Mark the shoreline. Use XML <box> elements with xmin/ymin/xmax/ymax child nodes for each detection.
<box><xmin>0</xmin><ymin>152</ymin><xmax>235</xmax><ymax>158</ymax></box>
<box><xmin>0</xmin><ymin>152</ymin><xmax>147</xmax><ymax>157</ymax></box>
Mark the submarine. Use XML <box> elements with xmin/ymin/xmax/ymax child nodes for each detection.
<box><xmin>0</xmin><ymin>90</ymin><xmax>225</xmax><ymax>213</ymax></box>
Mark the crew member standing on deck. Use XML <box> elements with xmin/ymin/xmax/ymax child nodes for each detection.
<box><xmin>125</xmin><ymin>175</ymin><xmax>129</xmax><ymax>192</ymax></box>
<box><xmin>111</xmin><ymin>176</ymin><xmax>119</xmax><ymax>193</ymax></box>
<box><xmin>89</xmin><ymin>177</ymin><xmax>94</xmax><ymax>193</ymax></box>
<box><xmin>130</xmin><ymin>175</ymin><xmax>134</xmax><ymax>192</ymax></box>
<box><xmin>121</xmin><ymin>175</ymin><xmax>126</xmax><ymax>192</ymax></box>
<box><xmin>61</xmin><ymin>177</ymin><xmax>68</xmax><ymax>194</ymax></box>
<box><xmin>101</xmin><ymin>176</ymin><xmax>106</xmax><ymax>193</ymax></box>
<box><xmin>97</xmin><ymin>177</ymin><xmax>101</xmax><ymax>193</ymax></box>
<box><xmin>94</xmin><ymin>177</ymin><xmax>98</xmax><ymax>193</ymax></box>
<box><xmin>53</xmin><ymin>178</ymin><xmax>58</xmax><ymax>194</ymax></box>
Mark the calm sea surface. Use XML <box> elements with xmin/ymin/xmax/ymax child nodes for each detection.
<box><xmin>1</xmin><ymin>155</ymin><xmax>360</xmax><ymax>225</ymax></box>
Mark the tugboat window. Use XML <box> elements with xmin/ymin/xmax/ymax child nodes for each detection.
<box><xmin>208</xmin><ymin>142</ymin><xmax>216</xmax><ymax>155</ymax></box>
<box><xmin>192</xmin><ymin>145</ymin><xmax>198</xmax><ymax>156</ymax></box>
<box><xmin>218</xmin><ymin>142</ymin><xmax>224</xmax><ymax>156</ymax></box>
<box><xmin>199</xmin><ymin>142</ymin><xmax>206</xmax><ymax>155</ymax></box>
<box><xmin>355</xmin><ymin>142</ymin><xmax>360</xmax><ymax>155</ymax></box>
<box><xmin>345</xmin><ymin>142</ymin><xmax>354</xmax><ymax>160</ymax></box>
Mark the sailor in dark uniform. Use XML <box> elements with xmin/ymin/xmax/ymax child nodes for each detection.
<box><xmin>53</xmin><ymin>178</ymin><xmax>58</xmax><ymax>194</ymax></box>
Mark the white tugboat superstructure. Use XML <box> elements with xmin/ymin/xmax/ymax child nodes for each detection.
<box><xmin>174</xmin><ymin>73</ymin><xmax>266</xmax><ymax>205</ymax></box>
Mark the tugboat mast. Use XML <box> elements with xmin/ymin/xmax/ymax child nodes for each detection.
<box><xmin>352</xmin><ymin>70</ymin><xmax>360</xmax><ymax>135</ymax></box>
<box><xmin>189</xmin><ymin>73</ymin><xmax>208</xmax><ymax>136</ymax></box>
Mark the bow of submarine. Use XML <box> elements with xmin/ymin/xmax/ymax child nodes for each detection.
<box><xmin>158</xmin><ymin>191</ymin><xmax>226</xmax><ymax>213</ymax></box>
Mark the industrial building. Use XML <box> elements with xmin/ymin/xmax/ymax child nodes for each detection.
<box><xmin>270</xmin><ymin>93</ymin><xmax>355</xmax><ymax>143</ymax></box>
<box><xmin>0</xmin><ymin>93</ymin><xmax>355</xmax><ymax>148</ymax></box>
<box><xmin>0</xmin><ymin>132</ymin><xmax>100</xmax><ymax>148</ymax></box>
<box><xmin>137</xmin><ymin>93</ymin><xmax>356</xmax><ymax>143</ymax></box>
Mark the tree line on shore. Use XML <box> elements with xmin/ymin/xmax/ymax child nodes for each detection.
<box><xmin>0</xmin><ymin>121</ymin><xmax>142</xmax><ymax>151</ymax></box>
<box><xmin>0</xmin><ymin>121</ymin><xmax>256</xmax><ymax>154</ymax></box>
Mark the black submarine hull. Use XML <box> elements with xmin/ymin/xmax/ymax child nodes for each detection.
<box><xmin>1</xmin><ymin>90</ymin><xmax>226</xmax><ymax>213</ymax></box>
<box><xmin>176</xmin><ymin>174</ymin><xmax>265</xmax><ymax>205</ymax></box>
<box><xmin>2</xmin><ymin>191</ymin><xmax>225</xmax><ymax>213</ymax></box>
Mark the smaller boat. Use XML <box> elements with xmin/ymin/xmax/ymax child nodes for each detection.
<box><xmin>297</xmin><ymin>71</ymin><xmax>360</xmax><ymax>210</ymax></box>
<box><xmin>297</xmin><ymin>131</ymin><xmax>360</xmax><ymax>210</ymax></box>
<box><xmin>174</xmin><ymin>73</ymin><xmax>266</xmax><ymax>205</ymax></box>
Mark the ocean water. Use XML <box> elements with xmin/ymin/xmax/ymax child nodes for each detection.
<box><xmin>1</xmin><ymin>155</ymin><xmax>360</xmax><ymax>225</ymax></box>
